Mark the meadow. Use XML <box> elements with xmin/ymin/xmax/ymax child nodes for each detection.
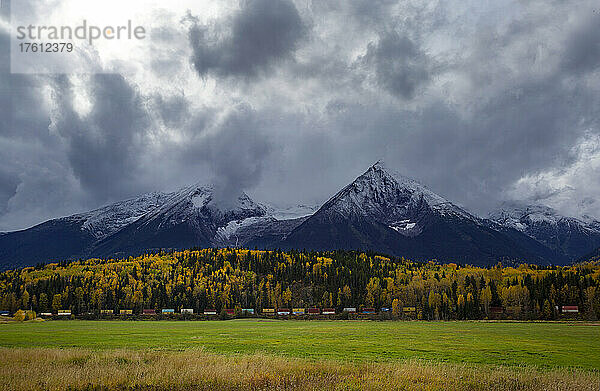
<box><xmin>1</xmin><ymin>319</ymin><xmax>600</xmax><ymax>390</ymax></box>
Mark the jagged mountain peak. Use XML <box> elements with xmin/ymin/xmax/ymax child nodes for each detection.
<box><xmin>2</xmin><ymin>164</ymin><xmax>597</xmax><ymax>269</ymax></box>
<box><xmin>63</xmin><ymin>183</ymin><xmax>268</xmax><ymax>241</ymax></box>
<box><xmin>365</xmin><ymin>161</ymin><xmax>450</xmax><ymax>205</ymax></box>
<box><xmin>320</xmin><ymin>161</ymin><xmax>473</xmax><ymax>224</ymax></box>
<box><xmin>489</xmin><ymin>201</ymin><xmax>597</xmax><ymax>231</ymax></box>
<box><xmin>490</xmin><ymin>201</ymin><xmax>600</xmax><ymax>261</ymax></box>
<box><xmin>280</xmin><ymin>162</ymin><xmax>560</xmax><ymax>265</ymax></box>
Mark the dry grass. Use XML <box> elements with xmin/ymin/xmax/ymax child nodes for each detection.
<box><xmin>0</xmin><ymin>348</ymin><xmax>599</xmax><ymax>391</ymax></box>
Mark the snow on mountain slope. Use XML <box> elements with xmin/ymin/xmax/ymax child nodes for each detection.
<box><xmin>2</xmin><ymin>162</ymin><xmax>596</xmax><ymax>268</ymax></box>
<box><xmin>58</xmin><ymin>183</ymin><xmax>268</xmax><ymax>243</ymax></box>
<box><xmin>213</xmin><ymin>216</ymin><xmax>274</xmax><ymax>246</ymax></box>
<box><xmin>490</xmin><ymin>202</ymin><xmax>600</xmax><ymax>233</ymax></box>
<box><xmin>490</xmin><ymin>202</ymin><xmax>600</xmax><ymax>261</ymax></box>
<box><xmin>265</xmin><ymin>204</ymin><xmax>320</xmax><ymax>220</ymax></box>
<box><xmin>85</xmin><ymin>184</ymin><xmax>277</xmax><ymax>258</ymax></box>
<box><xmin>280</xmin><ymin>161</ymin><xmax>561</xmax><ymax>265</ymax></box>
<box><xmin>122</xmin><ymin>183</ymin><xmax>269</xmax><ymax>231</ymax></box>
<box><xmin>73</xmin><ymin>192</ymin><xmax>171</xmax><ymax>240</ymax></box>
<box><xmin>315</xmin><ymin>161</ymin><xmax>479</xmax><ymax>235</ymax></box>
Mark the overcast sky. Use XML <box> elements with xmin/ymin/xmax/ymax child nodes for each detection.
<box><xmin>1</xmin><ymin>0</ymin><xmax>600</xmax><ymax>231</ymax></box>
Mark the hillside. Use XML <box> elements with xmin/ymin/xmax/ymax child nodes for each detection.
<box><xmin>490</xmin><ymin>203</ymin><xmax>600</xmax><ymax>261</ymax></box>
<box><xmin>281</xmin><ymin>162</ymin><xmax>561</xmax><ymax>265</ymax></box>
<box><xmin>1</xmin><ymin>162</ymin><xmax>599</xmax><ymax>269</ymax></box>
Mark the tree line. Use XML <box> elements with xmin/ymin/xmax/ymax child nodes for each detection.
<box><xmin>1</xmin><ymin>248</ymin><xmax>599</xmax><ymax>320</ymax></box>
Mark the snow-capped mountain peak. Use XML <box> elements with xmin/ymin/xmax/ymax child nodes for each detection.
<box><xmin>3</xmin><ymin>163</ymin><xmax>599</xmax><ymax>269</ymax></box>
<box><xmin>71</xmin><ymin>192</ymin><xmax>171</xmax><ymax>240</ymax></box>
<box><xmin>489</xmin><ymin>202</ymin><xmax>598</xmax><ymax>232</ymax></box>
<box><xmin>320</xmin><ymin>161</ymin><xmax>475</xmax><ymax>225</ymax></box>
<box><xmin>369</xmin><ymin>161</ymin><xmax>449</xmax><ymax>206</ymax></box>
<box><xmin>490</xmin><ymin>201</ymin><xmax>600</xmax><ymax>261</ymax></box>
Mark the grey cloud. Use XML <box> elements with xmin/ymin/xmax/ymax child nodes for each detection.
<box><xmin>309</xmin><ymin>0</ymin><xmax>397</xmax><ymax>27</ymax></box>
<box><xmin>189</xmin><ymin>0</ymin><xmax>306</xmax><ymax>78</ymax></box>
<box><xmin>153</xmin><ymin>94</ymin><xmax>190</xmax><ymax>129</ymax></box>
<box><xmin>149</xmin><ymin>22</ymin><xmax>191</xmax><ymax>79</ymax></box>
<box><xmin>0</xmin><ymin>26</ymin><xmax>73</xmax><ymax>228</ymax></box>
<box><xmin>561</xmin><ymin>16</ymin><xmax>600</xmax><ymax>74</ymax></box>
<box><xmin>0</xmin><ymin>168</ymin><xmax>18</xmax><ymax>215</ymax></box>
<box><xmin>51</xmin><ymin>74</ymin><xmax>150</xmax><ymax>203</ymax></box>
<box><xmin>3</xmin><ymin>0</ymin><xmax>600</xmax><ymax>231</ymax></box>
<box><xmin>363</xmin><ymin>31</ymin><xmax>432</xmax><ymax>99</ymax></box>
<box><xmin>183</xmin><ymin>104</ymin><xmax>272</xmax><ymax>207</ymax></box>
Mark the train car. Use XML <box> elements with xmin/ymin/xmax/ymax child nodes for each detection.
<box><xmin>490</xmin><ymin>306</ymin><xmax>504</xmax><ymax>314</ymax></box>
<box><xmin>262</xmin><ymin>308</ymin><xmax>275</xmax><ymax>315</ymax></box>
<box><xmin>562</xmin><ymin>305</ymin><xmax>579</xmax><ymax>313</ymax></box>
<box><xmin>322</xmin><ymin>308</ymin><xmax>336</xmax><ymax>315</ymax></box>
<box><xmin>161</xmin><ymin>309</ymin><xmax>175</xmax><ymax>314</ymax></box>
<box><xmin>119</xmin><ymin>309</ymin><xmax>133</xmax><ymax>315</ymax></box>
<box><xmin>203</xmin><ymin>309</ymin><xmax>217</xmax><ymax>315</ymax></box>
<box><xmin>292</xmin><ymin>308</ymin><xmax>305</xmax><ymax>315</ymax></box>
<box><xmin>40</xmin><ymin>312</ymin><xmax>53</xmax><ymax>317</ymax></box>
<box><xmin>181</xmin><ymin>308</ymin><xmax>194</xmax><ymax>314</ymax></box>
<box><xmin>242</xmin><ymin>308</ymin><xmax>255</xmax><ymax>315</ymax></box>
<box><xmin>57</xmin><ymin>310</ymin><xmax>71</xmax><ymax>316</ymax></box>
<box><xmin>142</xmin><ymin>309</ymin><xmax>156</xmax><ymax>315</ymax></box>
<box><xmin>361</xmin><ymin>308</ymin><xmax>376</xmax><ymax>314</ymax></box>
<box><xmin>0</xmin><ymin>310</ymin><xmax>10</xmax><ymax>316</ymax></box>
<box><xmin>343</xmin><ymin>307</ymin><xmax>356</xmax><ymax>313</ymax></box>
<box><xmin>380</xmin><ymin>307</ymin><xmax>391</xmax><ymax>312</ymax></box>
<box><xmin>224</xmin><ymin>309</ymin><xmax>235</xmax><ymax>316</ymax></box>
<box><xmin>402</xmin><ymin>306</ymin><xmax>416</xmax><ymax>313</ymax></box>
<box><xmin>100</xmin><ymin>309</ymin><xmax>114</xmax><ymax>315</ymax></box>
<box><xmin>307</xmin><ymin>308</ymin><xmax>320</xmax><ymax>315</ymax></box>
<box><xmin>277</xmin><ymin>308</ymin><xmax>290</xmax><ymax>316</ymax></box>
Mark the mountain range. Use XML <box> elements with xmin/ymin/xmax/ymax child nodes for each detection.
<box><xmin>1</xmin><ymin>161</ymin><xmax>599</xmax><ymax>269</ymax></box>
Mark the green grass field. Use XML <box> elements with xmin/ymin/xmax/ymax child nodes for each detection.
<box><xmin>1</xmin><ymin>319</ymin><xmax>599</xmax><ymax>370</ymax></box>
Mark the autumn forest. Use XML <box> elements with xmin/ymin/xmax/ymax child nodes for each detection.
<box><xmin>1</xmin><ymin>249</ymin><xmax>600</xmax><ymax>320</ymax></box>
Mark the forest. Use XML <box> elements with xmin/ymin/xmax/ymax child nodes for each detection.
<box><xmin>1</xmin><ymin>248</ymin><xmax>600</xmax><ymax>320</ymax></box>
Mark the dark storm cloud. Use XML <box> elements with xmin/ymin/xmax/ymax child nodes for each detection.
<box><xmin>2</xmin><ymin>0</ymin><xmax>600</xmax><ymax>230</ymax></box>
<box><xmin>189</xmin><ymin>0</ymin><xmax>306</xmax><ymax>78</ymax></box>
<box><xmin>363</xmin><ymin>31</ymin><xmax>432</xmax><ymax>99</ymax></box>
<box><xmin>182</xmin><ymin>104</ymin><xmax>272</xmax><ymax>207</ymax></box>
<box><xmin>0</xmin><ymin>22</ymin><xmax>68</xmax><ymax>227</ymax></box>
<box><xmin>51</xmin><ymin>74</ymin><xmax>150</xmax><ymax>203</ymax></box>
<box><xmin>0</xmin><ymin>169</ymin><xmax>18</xmax><ymax>215</ymax></box>
<box><xmin>561</xmin><ymin>16</ymin><xmax>600</xmax><ymax>75</ymax></box>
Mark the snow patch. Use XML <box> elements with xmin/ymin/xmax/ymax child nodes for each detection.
<box><xmin>214</xmin><ymin>216</ymin><xmax>272</xmax><ymax>246</ymax></box>
<box><xmin>191</xmin><ymin>191</ymin><xmax>211</xmax><ymax>209</ymax></box>
<box><xmin>265</xmin><ymin>204</ymin><xmax>319</xmax><ymax>220</ymax></box>
<box><xmin>389</xmin><ymin>219</ymin><xmax>421</xmax><ymax>236</ymax></box>
<box><xmin>390</xmin><ymin>221</ymin><xmax>416</xmax><ymax>232</ymax></box>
